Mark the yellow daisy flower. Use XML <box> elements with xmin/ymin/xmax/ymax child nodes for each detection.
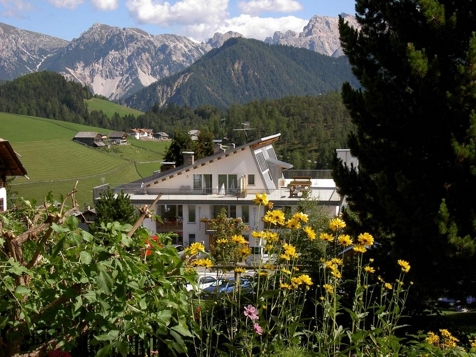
<box><xmin>319</xmin><ymin>232</ymin><xmax>334</xmax><ymax>242</ymax></box>
<box><xmin>337</xmin><ymin>234</ymin><xmax>352</xmax><ymax>247</ymax></box>
<box><xmin>329</xmin><ymin>218</ymin><xmax>346</xmax><ymax>231</ymax></box>
<box><xmin>193</xmin><ymin>258</ymin><xmax>213</xmax><ymax>268</ymax></box>
<box><xmin>303</xmin><ymin>226</ymin><xmax>316</xmax><ymax>240</ymax></box>
<box><xmin>357</xmin><ymin>232</ymin><xmax>374</xmax><ymax>246</ymax></box>
<box><xmin>353</xmin><ymin>244</ymin><xmax>367</xmax><ymax>253</ymax></box>
<box><xmin>286</xmin><ymin>218</ymin><xmax>301</xmax><ymax>229</ymax></box>
<box><xmin>231</xmin><ymin>234</ymin><xmax>247</xmax><ymax>244</ymax></box>
<box><xmin>253</xmin><ymin>193</ymin><xmax>269</xmax><ymax>206</ymax></box>
<box><xmin>283</xmin><ymin>243</ymin><xmax>298</xmax><ymax>258</ymax></box>
<box><xmin>293</xmin><ymin>212</ymin><xmax>309</xmax><ymax>223</ymax></box>
<box><xmin>364</xmin><ymin>266</ymin><xmax>375</xmax><ymax>273</ymax></box>
<box><xmin>323</xmin><ymin>284</ymin><xmax>333</xmax><ymax>294</ymax></box>
<box><xmin>299</xmin><ymin>274</ymin><xmax>313</xmax><ymax>286</ymax></box>
<box><xmin>397</xmin><ymin>259</ymin><xmax>411</xmax><ymax>273</ymax></box>
<box><xmin>187</xmin><ymin>242</ymin><xmax>205</xmax><ymax>255</ymax></box>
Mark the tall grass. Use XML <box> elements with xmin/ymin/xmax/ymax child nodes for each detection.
<box><xmin>1</xmin><ymin>113</ymin><xmax>167</xmax><ymax>208</ymax></box>
<box><xmin>85</xmin><ymin>97</ymin><xmax>143</xmax><ymax>117</ymax></box>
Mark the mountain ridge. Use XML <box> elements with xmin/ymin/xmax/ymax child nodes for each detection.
<box><xmin>0</xmin><ymin>15</ymin><xmax>358</xmax><ymax>101</ymax></box>
<box><xmin>122</xmin><ymin>37</ymin><xmax>359</xmax><ymax>110</ymax></box>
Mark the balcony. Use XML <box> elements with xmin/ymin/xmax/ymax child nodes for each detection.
<box><xmin>156</xmin><ymin>217</ymin><xmax>183</xmax><ymax>232</ymax></box>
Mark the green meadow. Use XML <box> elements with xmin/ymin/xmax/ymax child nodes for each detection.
<box><xmin>1</xmin><ymin>113</ymin><xmax>169</xmax><ymax>208</ymax></box>
<box><xmin>85</xmin><ymin>97</ymin><xmax>143</xmax><ymax>117</ymax></box>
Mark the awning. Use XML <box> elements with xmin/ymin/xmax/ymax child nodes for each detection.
<box><xmin>266</xmin><ymin>157</ymin><xmax>293</xmax><ymax>169</ymax></box>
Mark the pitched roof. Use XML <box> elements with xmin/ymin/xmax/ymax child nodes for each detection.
<box><xmin>0</xmin><ymin>139</ymin><xmax>28</xmax><ymax>179</ymax></box>
<box><xmin>126</xmin><ymin>134</ymin><xmax>283</xmax><ymax>187</ymax></box>
<box><xmin>109</xmin><ymin>131</ymin><xmax>127</xmax><ymax>138</ymax></box>
<box><xmin>74</xmin><ymin>132</ymin><xmax>99</xmax><ymax>138</ymax></box>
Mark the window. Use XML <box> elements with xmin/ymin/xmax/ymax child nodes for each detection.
<box><xmin>189</xmin><ymin>234</ymin><xmax>196</xmax><ymax>243</ymax></box>
<box><xmin>241</xmin><ymin>205</ymin><xmax>249</xmax><ymax>223</ymax></box>
<box><xmin>188</xmin><ymin>205</ymin><xmax>196</xmax><ymax>223</ymax></box>
<box><xmin>212</xmin><ymin>205</ymin><xmax>237</xmax><ymax>218</ymax></box>
<box><xmin>218</xmin><ymin>174</ymin><xmax>238</xmax><ymax>193</ymax></box>
<box><xmin>193</xmin><ymin>174</ymin><xmax>202</xmax><ymax>190</ymax></box>
<box><xmin>248</xmin><ymin>174</ymin><xmax>255</xmax><ymax>185</ymax></box>
<box><xmin>158</xmin><ymin>204</ymin><xmax>183</xmax><ymax>221</ymax></box>
<box><xmin>193</xmin><ymin>174</ymin><xmax>212</xmax><ymax>193</ymax></box>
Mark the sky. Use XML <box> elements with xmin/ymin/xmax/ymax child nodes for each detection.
<box><xmin>0</xmin><ymin>0</ymin><xmax>356</xmax><ymax>43</ymax></box>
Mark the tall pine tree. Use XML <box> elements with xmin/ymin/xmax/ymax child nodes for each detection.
<box><xmin>333</xmin><ymin>0</ymin><xmax>476</xmax><ymax>300</ymax></box>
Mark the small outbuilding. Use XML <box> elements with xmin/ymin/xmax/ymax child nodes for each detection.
<box><xmin>109</xmin><ymin>131</ymin><xmax>128</xmax><ymax>145</ymax></box>
<box><xmin>73</xmin><ymin>132</ymin><xmax>104</xmax><ymax>147</ymax></box>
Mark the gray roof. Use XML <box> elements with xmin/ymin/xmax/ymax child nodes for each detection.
<box><xmin>119</xmin><ymin>133</ymin><xmax>284</xmax><ymax>189</ymax></box>
<box><xmin>74</xmin><ymin>132</ymin><xmax>99</xmax><ymax>138</ymax></box>
<box><xmin>109</xmin><ymin>131</ymin><xmax>127</xmax><ymax>138</ymax></box>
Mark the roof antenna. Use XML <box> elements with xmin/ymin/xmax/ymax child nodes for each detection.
<box><xmin>233</xmin><ymin>121</ymin><xmax>255</xmax><ymax>140</ymax></box>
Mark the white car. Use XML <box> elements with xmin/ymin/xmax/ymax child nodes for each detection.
<box><xmin>186</xmin><ymin>274</ymin><xmax>218</xmax><ymax>292</ymax></box>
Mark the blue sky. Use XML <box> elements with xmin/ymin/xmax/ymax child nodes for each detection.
<box><xmin>0</xmin><ymin>0</ymin><xmax>356</xmax><ymax>42</ymax></box>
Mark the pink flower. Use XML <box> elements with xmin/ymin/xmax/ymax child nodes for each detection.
<box><xmin>253</xmin><ymin>323</ymin><xmax>263</xmax><ymax>335</ymax></box>
<box><xmin>243</xmin><ymin>304</ymin><xmax>259</xmax><ymax>321</ymax></box>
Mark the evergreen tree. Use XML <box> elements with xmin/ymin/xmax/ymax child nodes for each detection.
<box><xmin>93</xmin><ymin>189</ymin><xmax>138</xmax><ymax>227</ymax></box>
<box><xmin>194</xmin><ymin>130</ymin><xmax>215</xmax><ymax>160</ymax></box>
<box><xmin>163</xmin><ymin>130</ymin><xmax>194</xmax><ymax>166</ymax></box>
<box><xmin>333</xmin><ymin>1</ymin><xmax>476</xmax><ymax>300</ymax></box>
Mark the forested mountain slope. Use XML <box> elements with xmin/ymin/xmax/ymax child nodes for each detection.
<box><xmin>123</xmin><ymin>37</ymin><xmax>359</xmax><ymax>111</ymax></box>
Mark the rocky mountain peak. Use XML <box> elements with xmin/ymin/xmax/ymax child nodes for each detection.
<box><xmin>265</xmin><ymin>13</ymin><xmax>359</xmax><ymax>57</ymax></box>
<box><xmin>206</xmin><ymin>31</ymin><xmax>243</xmax><ymax>48</ymax></box>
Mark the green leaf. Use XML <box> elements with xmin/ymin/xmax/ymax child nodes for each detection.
<box><xmin>171</xmin><ymin>324</ymin><xmax>193</xmax><ymax>338</ymax></box>
<box><xmin>15</xmin><ymin>285</ymin><xmax>30</xmax><ymax>297</ymax></box>
<box><xmin>95</xmin><ymin>330</ymin><xmax>119</xmax><ymax>341</ymax></box>
<box><xmin>51</xmin><ymin>222</ymin><xmax>70</xmax><ymax>233</ymax></box>
<box><xmin>81</xmin><ymin>230</ymin><xmax>93</xmax><ymax>242</ymax></box>
<box><xmin>116</xmin><ymin>340</ymin><xmax>129</xmax><ymax>357</ymax></box>
<box><xmin>0</xmin><ymin>316</ymin><xmax>9</xmax><ymax>329</ymax></box>
<box><xmin>51</xmin><ymin>237</ymin><xmax>66</xmax><ymax>257</ymax></box>
<box><xmin>95</xmin><ymin>345</ymin><xmax>112</xmax><ymax>357</ymax></box>
<box><xmin>80</xmin><ymin>251</ymin><xmax>92</xmax><ymax>265</ymax></box>
<box><xmin>74</xmin><ymin>296</ymin><xmax>83</xmax><ymax>312</ymax></box>
<box><xmin>97</xmin><ymin>270</ymin><xmax>113</xmax><ymax>294</ymax></box>
<box><xmin>83</xmin><ymin>290</ymin><xmax>97</xmax><ymax>303</ymax></box>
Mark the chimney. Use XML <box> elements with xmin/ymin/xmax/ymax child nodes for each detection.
<box><xmin>182</xmin><ymin>151</ymin><xmax>195</xmax><ymax>166</ymax></box>
<box><xmin>160</xmin><ymin>161</ymin><xmax>176</xmax><ymax>172</ymax></box>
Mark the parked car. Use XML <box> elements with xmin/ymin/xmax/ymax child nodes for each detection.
<box><xmin>172</xmin><ymin>244</ymin><xmax>185</xmax><ymax>259</ymax></box>
<box><xmin>185</xmin><ymin>274</ymin><xmax>218</xmax><ymax>292</ymax></box>
<box><xmin>201</xmin><ymin>278</ymin><xmax>253</xmax><ymax>298</ymax></box>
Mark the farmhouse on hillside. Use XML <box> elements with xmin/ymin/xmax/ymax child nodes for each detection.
<box><xmin>93</xmin><ymin>133</ymin><xmax>352</xmax><ymax>250</ymax></box>
<box><xmin>188</xmin><ymin>129</ymin><xmax>200</xmax><ymax>141</ymax></box>
<box><xmin>0</xmin><ymin>139</ymin><xmax>28</xmax><ymax>211</ymax></box>
<box><xmin>109</xmin><ymin>131</ymin><xmax>128</xmax><ymax>145</ymax></box>
<box><xmin>129</xmin><ymin>128</ymin><xmax>154</xmax><ymax>140</ymax></box>
<box><xmin>154</xmin><ymin>132</ymin><xmax>169</xmax><ymax>140</ymax></box>
<box><xmin>73</xmin><ymin>132</ymin><xmax>106</xmax><ymax>148</ymax></box>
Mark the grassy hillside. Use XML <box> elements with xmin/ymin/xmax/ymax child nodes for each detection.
<box><xmin>1</xmin><ymin>113</ymin><xmax>168</xmax><ymax>208</ymax></box>
<box><xmin>85</xmin><ymin>97</ymin><xmax>143</xmax><ymax>117</ymax></box>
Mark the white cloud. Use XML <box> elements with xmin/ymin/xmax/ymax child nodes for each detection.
<box><xmin>0</xmin><ymin>0</ymin><xmax>34</xmax><ymax>17</ymax></box>
<box><xmin>47</xmin><ymin>0</ymin><xmax>84</xmax><ymax>9</ymax></box>
<box><xmin>126</xmin><ymin>0</ymin><xmax>229</xmax><ymax>26</ymax></box>
<box><xmin>184</xmin><ymin>14</ymin><xmax>307</xmax><ymax>42</ymax></box>
<box><xmin>91</xmin><ymin>0</ymin><xmax>118</xmax><ymax>11</ymax></box>
<box><xmin>238</xmin><ymin>0</ymin><xmax>302</xmax><ymax>15</ymax></box>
